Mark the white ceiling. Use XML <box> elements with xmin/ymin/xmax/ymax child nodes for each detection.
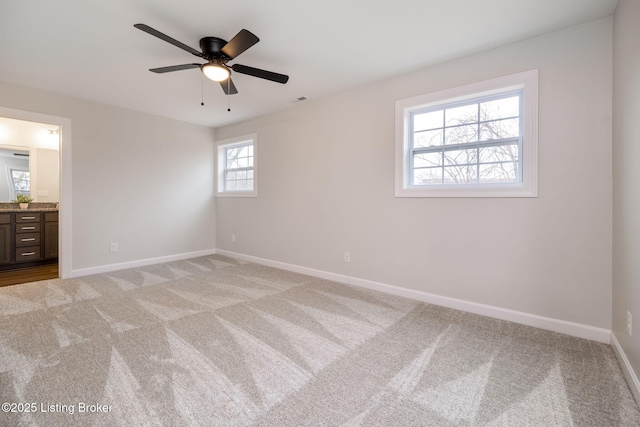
<box><xmin>0</xmin><ymin>0</ymin><xmax>618</xmax><ymax>128</ymax></box>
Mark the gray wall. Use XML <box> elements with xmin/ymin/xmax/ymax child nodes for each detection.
<box><xmin>216</xmin><ymin>18</ymin><xmax>613</xmax><ymax>330</ymax></box>
<box><xmin>613</xmin><ymin>0</ymin><xmax>640</xmax><ymax>400</ymax></box>
<box><xmin>0</xmin><ymin>82</ymin><xmax>216</xmax><ymax>272</ymax></box>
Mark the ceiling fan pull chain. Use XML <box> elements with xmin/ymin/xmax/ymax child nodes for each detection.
<box><xmin>201</xmin><ymin>79</ymin><xmax>205</xmax><ymax>106</ymax></box>
<box><xmin>227</xmin><ymin>80</ymin><xmax>231</xmax><ymax>112</ymax></box>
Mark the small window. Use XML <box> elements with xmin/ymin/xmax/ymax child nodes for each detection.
<box><xmin>395</xmin><ymin>70</ymin><xmax>538</xmax><ymax>197</ymax></box>
<box><xmin>10</xmin><ymin>169</ymin><xmax>30</xmax><ymax>197</ymax></box>
<box><xmin>216</xmin><ymin>134</ymin><xmax>257</xmax><ymax>197</ymax></box>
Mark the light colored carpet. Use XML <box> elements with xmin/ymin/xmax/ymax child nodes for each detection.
<box><xmin>0</xmin><ymin>255</ymin><xmax>638</xmax><ymax>426</ymax></box>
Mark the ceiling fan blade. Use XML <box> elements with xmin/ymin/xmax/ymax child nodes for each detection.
<box><xmin>219</xmin><ymin>78</ymin><xmax>238</xmax><ymax>95</ymax></box>
<box><xmin>221</xmin><ymin>29</ymin><xmax>259</xmax><ymax>59</ymax></box>
<box><xmin>231</xmin><ymin>64</ymin><xmax>289</xmax><ymax>84</ymax></box>
<box><xmin>149</xmin><ymin>63</ymin><xmax>202</xmax><ymax>73</ymax></box>
<box><xmin>134</xmin><ymin>23</ymin><xmax>203</xmax><ymax>57</ymax></box>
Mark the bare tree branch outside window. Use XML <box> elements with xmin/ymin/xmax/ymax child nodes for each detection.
<box><xmin>224</xmin><ymin>143</ymin><xmax>254</xmax><ymax>191</ymax></box>
<box><xmin>410</xmin><ymin>93</ymin><xmax>521</xmax><ymax>186</ymax></box>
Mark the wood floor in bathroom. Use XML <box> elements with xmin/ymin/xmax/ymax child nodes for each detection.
<box><xmin>0</xmin><ymin>263</ymin><xmax>59</xmax><ymax>287</ymax></box>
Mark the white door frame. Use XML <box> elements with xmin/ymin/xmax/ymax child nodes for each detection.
<box><xmin>0</xmin><ymin>106</ymin><xmax>72</xmax><ymax>278</ymax></box>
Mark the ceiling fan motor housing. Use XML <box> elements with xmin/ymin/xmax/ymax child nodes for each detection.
<box><xmin>199</xmin><ymin>37</ymin><xmax>229</xmax><ymax>60</ymax></box>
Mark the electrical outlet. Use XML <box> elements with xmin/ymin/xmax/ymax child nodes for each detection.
<box><xmin>627</xmin><ymin>311</ymin><xmax>633</xmax><ymax>336</ymax></box>
<box><xmin>232</xmin><ymin>234</ymin><xmax>236</xmax><ymax>243</ymax></box>
<box><xmin>344</xmin><ymin>251</ymin><xmax>351</xmax><ymax>263</ymax></box>
<box><xmin>110</xmin><ymin>243</ymin><xmax>118</xmax><ymax>253</ymax></box>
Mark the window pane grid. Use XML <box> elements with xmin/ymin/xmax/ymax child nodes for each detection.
<box><xmin>223</xmin><ymin>142</ymin><xmax>254</xmax><ymax>192</ymax></box>
<box><xmin>409</xmin><ymin>91</ymin><xmax>522</xmax><ymax>187</ymax></box>
<box><xmin>411</xmin><ymin>140</ymin><xmax>519</xmax><ymax>186</ymax></box>
<box><xmin>11</xmin><ymin>170</ymin><xmax>30</xmax><ymax>195</ymax></box>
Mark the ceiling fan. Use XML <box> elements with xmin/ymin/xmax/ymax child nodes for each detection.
<box><xmin>134</xmin><ymin>23</ymin><xmax>289</xmax><ymax>95</ymax></box>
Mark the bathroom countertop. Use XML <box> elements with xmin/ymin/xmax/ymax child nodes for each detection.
<box><xmin>0</xmin><ymin>208</ymin><xmax>59</xmax><ymax>213</ymax></box>
<box><xmin>0</xmin><ymin>202</ymin><xmax>59</xmax><ymax>213</ymax></box>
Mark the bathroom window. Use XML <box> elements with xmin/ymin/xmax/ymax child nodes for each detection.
<box><xmin>10</xmin><ymin>168</ymin><xmax>30</xmax><ymax>199</ymax></box>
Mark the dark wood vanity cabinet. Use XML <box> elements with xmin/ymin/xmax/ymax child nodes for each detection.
<box><xmin>0</xmin><ymin>211</ymin><xmax>58</xmax><ymax>269</ymax></box>
<box><xmin>0</xmin><ymin>214</ymin><xmax>10</xmax><ymax>264</ymax></box>
<box><xmin>44</xmin><ymin>212</ymin><xmax>59</xmax><ymax>259</ymax></box>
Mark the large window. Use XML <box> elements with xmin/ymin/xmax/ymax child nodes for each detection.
<box><xmin>395</xmin><ymin>70</ymin><xmax>538</xmax><ymax>197</ymax></box>
<box><xmin>216</xmin><ymin>134</ymin><xmax>257</xmax><ymax>197</ymax></box>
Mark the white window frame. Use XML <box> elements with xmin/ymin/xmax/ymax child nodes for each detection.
<box><xmin>395</xmin><ymin>70</ymin><xmax>538</xmax><ymax>197</ymax></box>
<box><xmin>215</xmin><ymin>133</ymin><xmax>257</xmax><ymax>197</ymax></box>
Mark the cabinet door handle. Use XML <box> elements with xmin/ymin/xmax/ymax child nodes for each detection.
<box><xmin>21</xmin><ymin>238</ymin><xmax>36</xmax><ymax>242</ymax></box>
<box><xmin>21</xmin><ymin>252</ymin><xmax>36</xmax><ymax>256</ymax></box>
<box><xmin>21</xmin><ymin>216</ymin><xmax>36</xmax><ymax>220</ymax></box>
<box><xmin>21</xmin><ymin>226</ymin><xmax>36</xmax><ymax>230</ymax></box>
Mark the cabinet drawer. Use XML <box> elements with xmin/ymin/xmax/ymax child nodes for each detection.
<box><xmin>16</xmin><ymin>233</ymin><xmax>41</xmax><ymax>247</ymax></box>
<box><xmin>16</xmin><ymin>223</ymin><xmax>41</xmax><ymax>233</ymax></box>
<box><xmin>0</xmin><ymin>214</ymin><xmax>9</xmax><ymax>224</ymax></box>
<box><xmin>15</xmin><ymin>246</ymin><xmax>41</xmax><ymax>262</ymax></box>
<box><xmin>16</xmin><ymin>213</ymin><xmax>41</xmax><ymax>223</ymax></box>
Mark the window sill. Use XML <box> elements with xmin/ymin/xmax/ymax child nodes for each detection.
<box><xmin>395</xmin><ymin>183</ymin><xmax>537</xmax><ymax>198</ymax></box>
<box><xmin>215</xmin><ymin>191</ymin><xmax>257</xmax><ymax>198</ymax></box>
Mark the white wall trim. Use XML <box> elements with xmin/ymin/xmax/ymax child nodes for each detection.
<box><xmin>70</xmin><ymin>248</ymin><xmax>217</xmax><ymax>277</ymax></box>
<box><xmin>216</xmin><ymin>249</ymin><xmax>611</xmax><ymax>343</ymax></box>
<box><xmin>0</xmin><ymin>106</ymin><xmax>72</xmax><ymax>279</ymax></box>
<box><xmin>611</xmin><ymin>332</ymin><xmax>640</xmax><ymax>404</ymax></box>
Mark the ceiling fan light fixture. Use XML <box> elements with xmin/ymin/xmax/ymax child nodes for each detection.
<box><xmin>201</xmin><ymin>63</ymin><xmax>230</xmax><ymax>81</ymax></box>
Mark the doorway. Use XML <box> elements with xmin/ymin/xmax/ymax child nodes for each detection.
<box><xmin>0</xmin><ymin>106</ymin><xmax>71</xmax><ymax>284</ymax></box>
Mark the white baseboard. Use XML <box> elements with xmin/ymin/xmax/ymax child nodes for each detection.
<box><xmin>216</xmin><ymin>249</ymin><xmax>611</xmax><ymax>344</ymax></box>
<box><xmin>69</xmin><ymin>248</ymin><xmax>217</xmax><ymax>277</ymax></box>
<box><xmin>611</xmin><ymin>332</ymin><xmax>640</xmax><ymax>405</ymax></box>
